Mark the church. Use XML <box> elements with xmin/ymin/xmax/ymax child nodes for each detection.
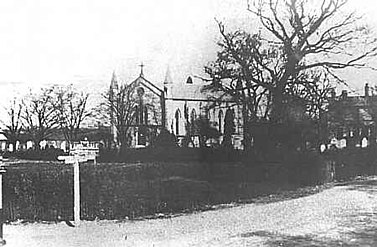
<box><xmin>109</xmin><ymin>65</ymin><xmax>245</xmax><ymax>149</ymax></box>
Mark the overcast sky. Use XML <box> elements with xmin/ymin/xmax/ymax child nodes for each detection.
<box><xmin>0</xmin><ymin>0</ymin><xmax>377</xmax><ymax>110</ymax></box>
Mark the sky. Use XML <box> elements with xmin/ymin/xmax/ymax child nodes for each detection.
<box><xmin>0</xmin><ymin>0</ymin><xmax>377</xmax><ymax>112</ymax></box>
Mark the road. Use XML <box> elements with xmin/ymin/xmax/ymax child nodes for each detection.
<box><xmin>4</xmin><ymin>177</ymin><xmax>377</xmax><ymax>246</ymax></box>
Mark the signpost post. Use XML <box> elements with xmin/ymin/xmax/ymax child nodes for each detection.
<box><xmin>73</xmin><ymin>156</ymin><xmax>80</xmax><ymax>227</ymax></box>
<box><xmin>58</xmin><ymin>155</ymin><xmax>89</xmax><ymax>227</ymax></box>
<box><xmin>0</xmin><ymin>156</ymin><xmax>7</xmax><ymax>245</ymax></box>
<box><xmin>58</xmin><ymin>141</ymin><xmax>99</xmax><ymax>227</ymax></box>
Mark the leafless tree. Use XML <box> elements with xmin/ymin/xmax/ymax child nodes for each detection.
<box><xmin>285</xmin><ymin>71</ymin><xmax>333</xmax><ymax>120</ymax></box>
<box><xmin>209</xmin><ymin>0</ymin><xmax>377</xmax><ymax>123</ymax></box>
<box><xmin>99</xmin><ymin>83</ymin><xmax>138</xmax><ymax>149</ymax></box>
<box><xmin>205</xmin><ymin>29</ymin><xmax>275</xmax><ymax>149</ymax></box>
<box><xmin>23</xmin><ymin>88</ymin><xmax>59</xmax><ymax>150</ymax></box>
<box><xmin>205</xmin><ymin>0</ymin><xmax>377</xmax><ymax>151</ymax></box>
<box><xmin>1</xmin><ymin>98</ymin><xmax>24</xmax><ymax>151</ymax></box>
<box><xmin>252</xmin><ymin>0</ymin><xmax>377</xmax><ymax>119</ymax></box>
<box><xmin>52</xmin><ymin>85</ymin><xmax>91</xmax><ymax>150</ymax></box>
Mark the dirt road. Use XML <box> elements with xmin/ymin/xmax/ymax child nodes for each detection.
<box><xmin>5</xmin><ymin>177</ymin><xmax>377</xmax><ymax>246</ymax></box>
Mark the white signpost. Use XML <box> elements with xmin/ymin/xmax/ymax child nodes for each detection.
<box><xmin>0</xmin><ymin>156</ymin><xmax>7</xmax><ymax>245</ymax></box>
<box><xmin>58</xmin><ymin>154</ymin><xmax>91</xmax><ymax>227</ymax></box>
<box><xmin>58</xmin><ymin>141</ymin><xmax>99</xmax><ymax>227</ymax></box>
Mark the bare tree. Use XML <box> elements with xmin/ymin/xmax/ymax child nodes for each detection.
<box><xmin>23</xmin><ymin>88</ymin><xmax>59</xmax><ymax>150</ymax></box>
<box><xmin>1</xmin><ymin>98</ymin><xmax>24</xmax><ymax>151</ymax></box>
<box><xmin>204</xmin><ymin>31</ymin><xmax>271</xmax><ymax>149</ymax></box>
<box><xmin>52</xmin><ymin>85</ymin><xmax>91</xmax><ymax>150</ymax></box>
<box><xmin>285</xmin><ymin>70</ymin><xmax>333</xmax><ymax>120</ymax></box>
<box><xmin>205</xmin><ymin>0</ymin><xmax>377</xmax><ymax>152</ymax></box>
<box><xmin>205</xmin><ymin>30</ymin><xmax>270</xmax><ymax>117</ymax></box>
<box><xmin>99</xmin><ymin>83</ymin><xmax>138</xmax><ymax>149</ymax></box>
<box><xmin>251</xmin><ymin>0</ymin><xmax>377</xmax><ymax>119</ymax></box>
<box><xmin>209</xmin><ymin>0</ymin><xmax>377</xmax><ymax>123</ymax></box>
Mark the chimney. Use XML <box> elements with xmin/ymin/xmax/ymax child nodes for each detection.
<box><xmin>365</xmin><ymin>83</ymin><xmax>370</xmax><ymax>97</ymax></box>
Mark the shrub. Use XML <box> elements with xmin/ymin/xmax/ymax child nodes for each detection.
<box><xmin>152</xmin><ymin>129</ymin><xmax>178</xmax><ymax>148</ymax></box>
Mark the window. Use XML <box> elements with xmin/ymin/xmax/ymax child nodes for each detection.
<box><xmin>218</xmin><ymin>110</ymin><xmax>223</xmax><ymax>133</ymax></box>
<box><xmin>144</xmin><ymin>106</ymin><xmax>148</xmax><ymax>125</ymax></box>
<box><xmin>190</xmin><ymin>109</ymin><xmax>197</xmax><ymax>134</ymax></box>
<box><xmin>186</xmin><ymin>76</ymin><xmax>193</xmax><ymax>84</ymax></box>
<box><xmin>175</xmin><ymin>109</ymin><xmax>181</xmax><ymax>135</ymax></box>
<box><xmin>135</xmin><ymin>106</ymin><xmax>139</xmax><ymax>124</ymax></box>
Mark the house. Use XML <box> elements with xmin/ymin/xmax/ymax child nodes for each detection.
<box><xmin>326</xmin><ymin>83</ymin><xmax>377</xmax><ymax>149</ymax></box>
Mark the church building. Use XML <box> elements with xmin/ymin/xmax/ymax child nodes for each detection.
<box><xmin>109</xmin><ymin>65</ymin><xmax>244</xmax><ymax>149</ymax></box>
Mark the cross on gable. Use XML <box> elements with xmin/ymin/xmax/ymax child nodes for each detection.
<box><xmin>139</xmin><ymin>62</ymin><xmax>145</xmax><ymax>76</ymax></box>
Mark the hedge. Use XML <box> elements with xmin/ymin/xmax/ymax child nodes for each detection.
<box><xmin>1</xmin><ymin>152</ymin><xmax>329</xmax><ymax>222</ymax></box>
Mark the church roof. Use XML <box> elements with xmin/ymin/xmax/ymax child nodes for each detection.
<box><xmin>130</xmin><ymin>74</ymin><xmax>164</xmax><ymax>97</ymax></box>
<box><xmin>112</xmin><ymin>65</ymin><xmax>234</xmax><ymax>102</ymax></box>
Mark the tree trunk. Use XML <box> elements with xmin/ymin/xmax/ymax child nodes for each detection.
<box><xmin>34</xmin><ymin>141</ymin><xmax>41</xmax><ymax>150</ymax></box>
<box><xmin>33</xmin><ymin>136</ymin><xmax>42</xmax><ymax>150</ymax></box>
<box><xmin>242</xmin><ymin>104</ymin><xmax>252</xmax><ymax>151</ymax></box>
<box><xmin>11</xmin><ymin>140</ymin><xmax>17</xmax><ymax>152</ymax></box>
<box><xmin>270</xmin><ymin>89</ymin><xmax>285</xmax><ymax>123</ymax></box>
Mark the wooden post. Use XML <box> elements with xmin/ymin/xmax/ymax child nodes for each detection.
<box><xmin>0</xmin><ymin>156</ymin><xmax>6</xmax><ymax>245</ymax></box>
<box><xmin>73</xmin><ymin>157</ymin><xmax>80</xmax><ymax>226</ymax></box>
<box><xmin>59</xmin><ymin>152</ymin><xmax>94</xmax><ymax>227</ymax></box>
<box><xmin>161</xmin><ymin>93</ymin><xmax>166</xmax><ymax>129</ymax></box>
<box><xmin>0</xmin><ymin>171</ymin><xmax>3</xmax><ymax>242</ymax></box>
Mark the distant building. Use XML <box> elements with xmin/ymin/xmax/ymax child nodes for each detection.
<box><xmin>326</xmin><ymin>83</ymin><xmax>377</xmax><ymax>149</ymax></box>
<box><xmin>0</xmin><ymin>127</ymin><xmax>112</xmax><ymax>153</ymax></box>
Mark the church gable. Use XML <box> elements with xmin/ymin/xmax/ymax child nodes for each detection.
<box><xmin>129</xmin><ymin>76</ymin><xmax>163</xmax><ymax>127</ymax></box>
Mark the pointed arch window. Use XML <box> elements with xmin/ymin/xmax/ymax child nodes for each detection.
<box><xmin>175</xmin><ymin>109</ymin><xmax>181</xmax><ymax>135</ymax></box>
<box><xmin>218</xmin><ymin>110</ymin><xmax>223</xmax><ymax>134</ymax></box>
<box><xmin>190</xmin><ymin>109</ymin><xmax>197</xmax><ymax>134</ymax></box>
<box><xmin>144</xmin><ymin>106</ymin><xmax>148</xmax><ymax>125</ymax></box>
<box><xmin>135</xmin><ymin>106</ymin><xmax>139</xmax><ymax>124</ymax></box>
